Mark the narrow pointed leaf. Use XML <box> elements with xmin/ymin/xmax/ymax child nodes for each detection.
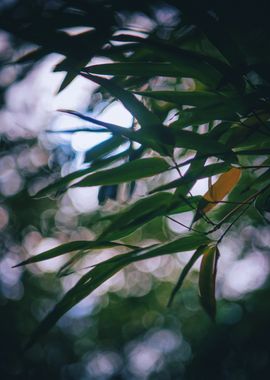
<box><xmin>173</xmin><ymin>129</ymin><xmax>236</xmax><ymax>159</ymax></box>
<box><xmin>168</xmin><ymin>245</ymin><xmax>207</xmax><ymax>307</ymax></box>
<box><xmin>84</xmin><ymin>63</ymin><xmax>218</xmax><ymax>82</ymax></box>
<box><xmin>199</xmin><ymin>245</ymin><xmax>219</xmax><ymax>320</ymax></box>
<box><xmin>150</xmin><ymin>162</ymin><xmax>230</xmax><ymax>193</ymax></box>
<box><xmin>80</xmin><ymin>73</ymin><xmax>175</xmax><ymax>153</ymax></box>
<box><xmin>71</xmin><ymin>158</ymin><xmax>170</xmax><ymax>188</ymax></box>
<box><xmin>131</xmin><ymin>233</ymin><xmax>211</xmax><ymax>262</ymax></box>
<box><xmin>26</xmin><ymin>234</ymin><xmax>211</xmax><ymax>348</ymax></box>
<box><xmin>14</xmin><ymin>241</ymin><xmax>136</xmax><ymax>267</ymax></box>
<box><xmin>135</xmin><ymin>90</ymin><xmax>224</xmax><ymax>107</ymax></box>
<box><xmin>84</xmin><ymin>136</ymin><xmax>126</xmax><ymax>162</ymax></box>
<box><xmin>59</xmin><ymin>109</ymin><xmax>171</xmax><ymax>155</ymax></box>
<box><xmin>100</xmin><ymin>192</ymin><xmax>173</xmax><ymax>240</ymax></box>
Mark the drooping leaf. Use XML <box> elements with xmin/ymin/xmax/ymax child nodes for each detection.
<box><xmin>198</xmin><ymin>245</ymin><xmax>219</xmax><ymax>320</ymax></box>
<box><xmin>71</xmin><ymin>158</ymin><xmax>170</xmax><ymax>188</ymax></box>
<box><xmin>168</xmin><ymin>245</ymin><xmax>207</xmax><ymax>307</ymax></box>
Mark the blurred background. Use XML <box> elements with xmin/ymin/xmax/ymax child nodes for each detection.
<box><xmin>1</xmin><ymin>1</ymin><xmax>270</xmax><ymax>379</ymax></box>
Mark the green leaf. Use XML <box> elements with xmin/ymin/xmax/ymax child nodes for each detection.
<box><xmin>71</xmin><ymin>158</ymin><xmax>170</xmax><ymax>188</ymax></box>
<box><xmin>131</xmin><ymin>233</ymin><xmax>211</xmax><ymax>262</ymax></box>
<box><xmin>84</xmin><ymin>135</ymin><xmax>126</xmax><ymax>162</ymax></box>
<box><xmin>100</xmin><ymin>192</ymin><xmax>173</xmax><ymax>240</ymax></box>
<box><xmin>84</xmin><ymin>62</ymin><xmax>212</xmax><ymax>78</ymax></box>
<box><xmin>135</xmin><ymin>90</ymin><xmax>225</xmax><ymax>108</ymax></box>
<box><xmin>168</xmin><ymin>245</ymin><xmax>207</xmax><ymax>306</ymax></box>
<box><xmin>111</xmin><ymin>34</ymin><xmax>221</xmax><ymax>87</ymax></box>
<box><xmin>150</xmin><ymin>162</ymin><xmax>231</xmax><ymax>193</ymax></box>
<box><xmin>173</xmin><ymin>129</ymin><xmax>236</xmax><ymax>161</ymax></box>
<box><xmin>171</xmin><ymin>98</ymin><xmax>249</xmax><ymax>129</ymax></box>
<box><xmin>25</xmin><ymin>233</ymin><xmax>210</xmax><ymax>348</ymax></box>
<box><xmin>199</xmin><ymin>245</ymin><xmax>219</xmax><ymax>320</ymax></box>
<box><xmin>35</xmin><ymin>166</ymin><xmax>96</xmax><ymax>198</ymax></box>
<box><xmin>80</xmin><ymin>73</ymin><xmax>175</xmax><ymax>154</ymax></box>
<box><xmin>168</xmin><ymin>196</ymin><xmax>203</xmax><ymax>215</ymax></box>
<box><xmin>14</xmin><ymin>241</ymin><xmax>136</xmax><ymax>267</ymax></box>
<box><xmin>59</xmin><ymin>109</ymin><xmax>171</xmax><ymax>156</ymax></box>
<box><xmin>35</xmin><ymin>150</ymin><xmax>130</xmax><ymax>198</ymax></box>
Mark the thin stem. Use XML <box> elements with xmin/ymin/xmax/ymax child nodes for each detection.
<box><xmin>217</xmin><ymin>203</ymin><xmax>251</xmax><ymax>244</ymax></box>
<box><xmin>236</xmin><ymin>165</ymin><xmax>270</xmax><ymax>170</ymax></box>
<box><xmin>166</xmin><ymin>216</ymin><xmax>203</xmax><ymax>234</ymax></box>
<box><xmin>207</xmin><ymin>183</ymin><xmax>270</xmax><ymax>234</ymax></box>
<box><xmin>208</xmin><ymin>200</ymin><xmax>252</xmax><ymax>205</ymax></box>
<box><xmin>171</xmin><ymin>156</ymin><xmax>215</xmax><ymax>226</ymax></box>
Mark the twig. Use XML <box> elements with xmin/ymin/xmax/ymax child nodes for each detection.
<box><xmin>166</xmin><ymin>216</ymin><xmax>203</xmax><ymax>234</ymax></box>
<box><xmin>171</xmin><ymin>156</ymin><xmax>216</xmax><ymax>226</ymax></box>
<box><xmin>207</xmin><ymin>183</ymin><xmax>270</xmax><ymax>235</ymax></box>
<box><xmin>217</xmin><ymin>202</ymin><xmax>251</xmax><ymax>244</ymax></box>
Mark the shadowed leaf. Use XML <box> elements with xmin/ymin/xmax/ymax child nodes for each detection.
<box><xmin>199</xmin><ymin>245</ymin><xmax>219</xmax><ymax>320</ymax></box>
<box><xmin>168</xmin><ymin>245</ymin><xmax>207</xmax><ymax>307</ymax></box>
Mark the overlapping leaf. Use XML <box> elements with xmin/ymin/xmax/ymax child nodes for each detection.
<box><xmin>25</xmin><ymin>232</ymin><xmax>211</xmax><ymax>348</ymax></box>
<box><xmin>71</xmin><ymin>158</ymin><xmax>170</xmax><ymax>188</ymax></box>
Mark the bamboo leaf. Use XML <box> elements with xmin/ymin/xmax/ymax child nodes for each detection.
<box><xmin>71</xmin><ymin>158</ymin><xmax>170</xmax><ymax>188</ymax></box>
<box><xmin>35</xmin><ymin>150</ymin><xmax>131</xmax><ymax>198</ymax></box>
<box><xmin>100</xmin><ymin>192</ymin><xmax>173</xmax><ymax>240</ymax></box>
<box><xmin>25</xmin><ymin>233</ymin><xmax>210</xmax><ymax>348</ymax></box>
<box><xmin>202</xmin><ymin>167</ymin><xmax>242</xmax><ymax>213</ymax></box>
<box><xmin>131</xmin><ymin>233</ymin><xmax>211</xmax><ymax>262</ymax></box>
<box><xmin>135</xmin><ymin>90</ymin><xmax>224</xmax><ymax>107</ymax></box>
<box><xmin>111</xmin><ymin>34</ymin><xmax>221</xmax><ymax>86</ymax></box>
<box><xmin>84</xmin><ymin>135</ymin><xmax>126</xmax><ymax>162</ymax></box>
<box><xmin>80</xmin><ymin>73</ymin><xmax>175</xmax><ymax>154</ymax></box>
<box><xmin>173</xmin><ymin>129</ymin><xmax>236</xmax><ymax>159</ymax></box>
<box><xmin>14</xmin><ymin>241</ymin><xmax>136</xmax><ymax>267</ymax></box>
<box><xmin>58</xmin><ymin>109</ymin><xmax>172</xmax><ymax>156</ymax></box>
<box><xmin>199</xmin><ymin>245</ymin><xmax>219</xmax><ymax>320</ymax></box>
<box><xmin>168</xmin><ymin>245</ymin><xmax>207</xmax><ymax>307</ymax></box>
<box><xmin>150</xmin><ymin>162</ymin><xmax>230</xmax><ymax>193</ymax></box>
<box><xmin>84</xmin><ymin>62</ymin><xmax>208</xmax><ymax>78</ymax></box>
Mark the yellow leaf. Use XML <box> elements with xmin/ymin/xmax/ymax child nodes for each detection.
<box><xmin>203</xmin><ymin>168</ymin><xmax>241</xmax><ymax>213</ymax></box>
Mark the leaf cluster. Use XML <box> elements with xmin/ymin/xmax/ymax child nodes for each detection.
<box><xmin>2</xmin><ymin>0</ymin><xmax>270</xmax><ymax>347</ymax></box>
